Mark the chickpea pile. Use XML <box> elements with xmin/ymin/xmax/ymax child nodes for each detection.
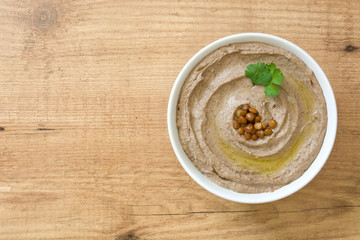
<box><xmin>233</xmin><ymin>104</ymin><xmax>277</xmax><ymax>141</ymax></box>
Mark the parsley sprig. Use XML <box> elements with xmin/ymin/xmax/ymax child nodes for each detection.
<box><xmin>245</xmin><ymin>62</ymin><xmax>284</xmax><ymax>97</ymax></box>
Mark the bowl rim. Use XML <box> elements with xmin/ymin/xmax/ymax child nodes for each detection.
<box><xmin>167</xmin><ymin>33</ymin><xmax>337</xmax><ymax>204</ymax></box>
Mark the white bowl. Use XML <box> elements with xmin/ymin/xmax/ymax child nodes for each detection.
<box><xmin>167</xmin><ymin>33</ymin><xmax>337</xmax><ymax>204</ymax></box>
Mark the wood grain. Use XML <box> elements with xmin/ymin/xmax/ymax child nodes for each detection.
<box><xmin>0</xmin><ymin>0</ymin><xmax>359</xmax><ymax>239</ymax></box>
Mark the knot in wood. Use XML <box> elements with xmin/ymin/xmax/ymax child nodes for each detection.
<box><xmin>33</xmin><ymin>5</ymin><xmax>57</xmax><ymax>31</ymax></box>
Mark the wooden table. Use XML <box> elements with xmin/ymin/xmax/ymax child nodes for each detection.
<box><xmin>0</xmin><ymin>1</ymin><xmax>359</xmax><ymax>239</ymax></box>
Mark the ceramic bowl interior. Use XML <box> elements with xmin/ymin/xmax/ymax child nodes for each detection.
<box><xmin>167</xmin><ymin>33</ymin><xmax>337</xmax><ymax>204</ymax></box>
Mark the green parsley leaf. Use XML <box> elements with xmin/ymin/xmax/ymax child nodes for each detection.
<box><xmin>245</xmin><ymin>62</ymin><xmax>272</xmax><ymax>86</ymax></box>
<box><xmin>245</xmin><ymin>62</ymin><xmax>284</xmax><ymax>97</ymax></box>
<box><xmin>266</xmin><ymin>63</ymin><xmax>277</xmax><ymax>74</ymax></box>
<box><xmin>264</xmin><ymin>84</ymin><xmax>280</xmax><ymax>97</ymax></box>
<box><xmin>270</xmin><ymin>68</ymin><xmax>284</xmax><ymax>86</ymax></box>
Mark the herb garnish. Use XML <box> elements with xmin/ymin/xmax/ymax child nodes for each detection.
<box><xmin>245</xmin><ymin>62</ymin><xmax>284</xmax><ymax>97</ymax></box>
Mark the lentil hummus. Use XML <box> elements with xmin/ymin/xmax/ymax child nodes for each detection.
<box><xmin>176</xmin><ymin>42</ymin><xmax>327</xmax><ymax>193</ymax></box>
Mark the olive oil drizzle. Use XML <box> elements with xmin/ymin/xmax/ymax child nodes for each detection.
<box><xmin>216</xmin><ymin>74</ymin><xmax>317</xmax><ymax>175</ymax></box>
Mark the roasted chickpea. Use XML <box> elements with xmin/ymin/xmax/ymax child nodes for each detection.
<box><xmin>269</xmin><ymin>119</ymin><xmax>277</xmax><ymax>128</ymax></box>
<box><xmin>233</xmin><ymin>120</ymin><xmax>240</xmax><ymax>129</ymax></box>
<box><xmin>236</xmin><ymin>109</ymin><xmax>242</xmax><ymax>118</ymax></box>
<box><xmin>254</xmin><ymin>122</ymin><xmax>262</xmax><ymax>130</ymax></box>
<box><xmin>244</xmin><ymin>123</ymin><xmax>254</xmax><ymax>133</ymax></box>
<box><xmin>252</xmin><ymin>134</ymin><xmax>258</xmax><ymax>141</ymax></box>
<box><xmin>246</xmin><ymin>112</ymin><xmax>255</xmax><ymax>122</ymax></box>
<box><xmin>256</xmin><ymin>130</ymin><xmax>264</xmax><ymax>139</ymax></box>
<box><xmin>238</xmin><ymin>127</ymin><xmax>245</xmax><ymax>135</ymax></box>
<box><xmin>245</xmin><ymin>132</ymin><xmax>251</xmax><ymax>140</ymax></box>
<box><xmin>264</xmin><ymin>128</ymin><xmax>273</xmax><ymax>136</ymax></box>
<box><xmin>238</xmin><ymin>116</ymin><xmax>247</xmax><ymax>124</ymax></box>
<box><xmin>249</xmin><ymin>107</ymin><xmax>258</xmax><ymax>114</ymax></box>
<box><xmin>239</xmin><ymin>109</ymin><xmax>247</xmax><ymax>116</ymax></box>
<box><xmin>242</xmin><ymin>104</ymin><xmax>250</xmax><ymax>111</ymax></box>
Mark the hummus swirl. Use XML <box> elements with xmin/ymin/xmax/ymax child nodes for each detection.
<box><xmin>176</xmin><ymin>43</ymin><xmax>327</xmax><ymax>193</ymax></box>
